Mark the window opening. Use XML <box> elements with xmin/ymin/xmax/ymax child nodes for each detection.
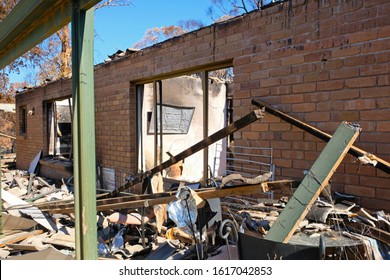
<box><xmin>47</xmin><ymin>98</ymin><xmax>72</xmax><ymax>159</ymax></box>
<box><xmin>136</xmin><ymin>66</ymin><xmax>233</xmax><ymax>184</ymax></box>
<box><xmin>19</xmin><ymin>106</ymin><xmax>27</xmax><ymax>135</ymax></box>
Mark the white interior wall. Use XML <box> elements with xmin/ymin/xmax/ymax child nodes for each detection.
<box><xmin>141</xmin><ymin>75</ymin><xmax>227</xmax><ymax>182</ymax></box>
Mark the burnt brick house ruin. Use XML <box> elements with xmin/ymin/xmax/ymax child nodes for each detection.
<box><xmin>15</xmin><ymin>0</ymin><xmax>390</xmax><ymax>211</ymax></box>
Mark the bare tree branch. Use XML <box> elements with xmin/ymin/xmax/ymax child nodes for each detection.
<box><xmin>207</xmin><ymin>0</ymin><xmax>261</xmax><ymax>22</ymax></box>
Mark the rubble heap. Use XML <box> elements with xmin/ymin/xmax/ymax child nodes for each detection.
<box><xmin>1</xmin><ymin>166</ymin><xmax>389</xmax><ymax>260</ymax></box>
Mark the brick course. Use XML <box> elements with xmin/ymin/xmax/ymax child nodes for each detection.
<box><xmin>16</xmin><ymin>0</ymin><xmax>390</xmax><ymax>210</ymax></box>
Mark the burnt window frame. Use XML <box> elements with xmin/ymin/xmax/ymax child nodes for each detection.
<box><xmin>134</xmin><ymin>61</ymin><xmax>233</xmax><ymax>182</ymax></box>
<box><xmin>19</xmin><ymin>105</ymin><xmax>27</xmax><ymax>135</ymax></box>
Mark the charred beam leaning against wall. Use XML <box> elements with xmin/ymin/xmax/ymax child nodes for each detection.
<box><xmin>252</xmin><ymin>99</ymin><xmax>390</xmax><ymax>174</ymax></box>
<box><xmin>108</xmin><ymin>108</ymin><xmax>266</xmax><ymax>197</ymax></box>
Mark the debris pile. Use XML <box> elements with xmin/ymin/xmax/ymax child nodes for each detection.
<box><xmin>219</xmin><ymin>189</ymin><xmax>390</xmax><ymax>260</ymax></box>
<box><xmin>1</xmin><ymin>100</ymin><xmax>389</xmax><ymax>260</ymax></box>
<box><xmin>1</xmin><ymin>164</ymin><xmax>389</xmax><ymax>260</ymax></box>
<box><xmin>1</xmin><ymin>170</ymin><xmax>73</xmax><ymax>205</ymax></box>
<box><xmin>1</xmin><ymin>153</ymin><xmax>16</xmax><ymax>169</ymax></box>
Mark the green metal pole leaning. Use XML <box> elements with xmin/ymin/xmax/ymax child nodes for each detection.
<box><xmin>71</xmin><ymin>0</ymin><xmax>98</xmax><ymax>260</ymax></box>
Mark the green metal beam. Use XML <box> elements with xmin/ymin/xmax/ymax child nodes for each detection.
<box><xmin>0</xmin><ymin>0</ymin><xmax>100</xmax><ymax>259</ymax></box>
<box><xmin>0</xmin><ymin>0</ymin><xmax>101</xmax><ymax>70</ymax></box>
<box><xmin>72</xmin><ymin>1</ymin><xmax>97</xmax><ymax>260</ymax></box>
<box><xmin>265</xmin><ymin>122</ymin><xmax>361</xmax><ymax>243</ymax></box>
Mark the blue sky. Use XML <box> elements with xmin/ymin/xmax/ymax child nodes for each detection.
<box><xmin>9</xmin><ymin>0</ymin><xmax>215</xmax><ymax>84</ymax></box>
<box><xmin>95</xmin><ymin>0</ymin><xmax>214</xmax><ymax>62</ymax></box>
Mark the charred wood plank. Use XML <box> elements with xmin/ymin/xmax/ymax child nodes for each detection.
<box><xmin>39</xmin><ymin>180</ymin><xmax>294</xmax><ymax>214</ymax></box>
<box><xmin>0</xmin><ymin>230</ymin><xmax>44</xmax><ymax>248</ymax></box>
<box><xmin>108</xmin><ymin>108</ymin><xmax>265</xmax><ymax>197</ymax></box>
<box><xmin>252</xmin><ymin>99</ymin><xmax>390</xmax><ymax>174</ymax></box>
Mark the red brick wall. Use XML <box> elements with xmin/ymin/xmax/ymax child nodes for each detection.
<box><xmin>16</xmin><ymin>0</ymin><xmax>390</xmax><ymax>210</ymax></box>
<box><xmin>15</xmin><ymin>79</ymin><xmax>72</xmax><ymax>170</ymax></box>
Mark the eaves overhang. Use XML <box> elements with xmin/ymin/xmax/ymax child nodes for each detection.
<box><xmin>0</xmin><ymin>0</ymin><xmax>100</xmax><ymax>70</ymax></box>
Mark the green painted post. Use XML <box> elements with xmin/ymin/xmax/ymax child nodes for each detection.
<box><xmin>71</xmin><ymin>0</ymin><xmax>97</xmax><ymax>260</ymax></box>
<box><xmin>265</xmin><ymin>121</ymin><xmax>361</xmax><ymax>243</ymax></box>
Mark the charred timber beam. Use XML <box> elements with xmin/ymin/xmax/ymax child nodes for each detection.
<box><xmin>7</xmin><ymin>179</ymin><xmax>298</xmax><ymax>212</ymax></box>
<box><xmin>34</xmin><ymin>180</ymin><xmax>295</xmax><ymax>214</ymax></box>
<box><xmin>108</xmin><ymin>108</ymin><xmax>265</xmax><ymax>197</ymax></box>
<box><xmin>252</xmin><ymin>99</ymin><xmax>390</xmax><ymax>174</ymax></box>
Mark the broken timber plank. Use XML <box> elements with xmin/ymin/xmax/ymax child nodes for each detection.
<box><xmin>2</xmin><ymin>213</ymin><xmax>38</xmax><ymax>231</ymax></box>
<box><xmin>27</xmin><ymin>173</ymin><xmax>35</xmax><ymax>194</ymax></box>
<box><xmin>109</xmin><ymin>108</ymin><xmax>265</xmax><ymax>197</ymax></box>
<box><xmin>10</xmin><ymin>180</ymin><xmax>296</xmax><ymax>212</ymax></box>
<box><xmin>43</xmin><ymin>234</ymin><xmax>75</xmax><ymax>249</ymax></box>
<box><xmin>36</xmin><ymin>176</ymin><xmax>52</xmax><ymax>188</ymax></box>
<box><xmin>1</xmin><ymin>189</ymin><xmax>58</xmax><ymax>231</ymax></box>
<box><xmin>7</xmin><ymin>247</ymin><xmax>74</xmax><ymax>260</ymax></box>
<box><xmin>14</xmin><ymin>176</ymin><xmax>26</xmax><ymax>189</ymax></box>
<box><xmin>252</xmin><ymin>99</ymin><xmax>390</xmax><ymax>174</ymax></box>
<box><xmin>25</xmin><ymin>188</ymin><xmax>57</xmax><ymax>203</ymax></box>
<box><xmin>0</xmin><ymin>230</ymin><xmax>44</xmax><ymax>248</ymax></box>
<box><xmin>6</xmin><ymin>243</ymin><xmax>48</xmax><ymax>251</ymax></box>
<box><xmin>265</xmin><ymin>121</ymin><xmax>361</xmax><ymax>243</ymax></box>
<box><xmin>220</xmin><ymin>172</ymin><xmax>273</xmax><ymax>188</ymax></box>
<box><xmin>4</xmin><ymin>172</ymin><xmax>14</xmax><ymax>183</ymax></box>
<box><xmin>40</xmin><ymin>180</ymin><xmax>293</xmax><ymax>214</ymax></box>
